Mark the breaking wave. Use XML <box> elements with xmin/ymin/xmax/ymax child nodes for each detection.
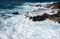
<box><xmin>0</xmin><ymin>2</ymin><xmax>60</xmax><ymax>39</ymax></box>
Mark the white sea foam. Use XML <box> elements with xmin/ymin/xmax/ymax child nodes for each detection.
<box><xmin>0</xmin><ymin>2</ymin><xmax>60</xmax><ymax>39</ymax></box>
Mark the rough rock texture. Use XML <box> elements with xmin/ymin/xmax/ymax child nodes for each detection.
<box><xmin>25</xmin><ymin>2</ymin><xmax>60</xmax><ymax>23</ymax></box>
<box><xmin>48</xmin><ymin>17</ymin><xmax>60</xmax><ymax>23</ymax></box>
<box><xmin>29</xmin><ymin>13</ymin><xmax>49</xmax><ymax>21</ymax></box>
<box><xmin>29</xmin><ymin>13</ymin><xmax>60</xmax><ymax>23</ymax></box>
<box><xmin>48</xmin><ymin>2</ymin><xmax>60</xmax><ymax>9</ymax></box>
<box><xmin>45</xmin><ymin>2</ymin><xmax>60</xmax><ymax>23</ymax></box>
<box><xmin>52</xmin><ymin>2</ymin><xmax>60</xmax><ymax>9</ymax></box>
<box><xmin>30</xmin><ymin>15</ymin><xmax>46</xmax><ymax>21</ymax></box>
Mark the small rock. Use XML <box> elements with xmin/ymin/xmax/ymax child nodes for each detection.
<box><xmin>35</xmin><ymin>5</ymin><xmax>42</xmax><ymax>7</ymax></box>
<box><xmin>29</xmin><ymin>17</ymin><xmax>33</xmax><ymax>19</ymax></box>
<box><xmin>12</xmin><ymin>12</ymin><xmax>19</xmax><ymax>15</ymax></box>
<box><xmin>58</xmin><ymin>21</ymin><xmax>60</xmax><ymax>23</ymax></box>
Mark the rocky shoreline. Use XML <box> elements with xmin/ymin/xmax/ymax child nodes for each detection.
<box><xmin>28</xmin><ymin>2</ymin><xmax>60</xmax><ymax>23</ymax></box>
<box><xmin>46</xmin><ymin>2</ymin><xmax>60</xmax><ymax>23</ymax></box>
<box><xmin>7</xmin><ymin>2</ymin><xmax>60</xmax><ymax>23</ymax></box>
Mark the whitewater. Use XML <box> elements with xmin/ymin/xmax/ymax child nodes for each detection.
<box><xmin>0</xmin><ymin>2</ymin><xmax>60</xmax><ymax>39</ymax></box>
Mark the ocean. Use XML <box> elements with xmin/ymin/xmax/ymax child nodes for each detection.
<box><xmin>0</xmin><ymin>0</ymin><xmax>60</xmax><ymax>13</ymax></box>
<box><xmin>0</xmin><ymin>0</ymin><xmax>60</xmax><ymax>39</ymax></box>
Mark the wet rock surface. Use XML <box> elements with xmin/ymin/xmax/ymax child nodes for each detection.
<box><xmin>47</xmin><ymin>2</ymin><xmax>60</xmax><ymax>9</ymax></box>
<box><xmin>29</xmin><ymin>13</ymin><xmax>60</xmax><ymax>23</ymax></box>
<box><xmin>30</xmin><ymin>2</ymin><xmax>60</xmax><ymax>23</ymax></box>
<box><xmin>30</xmin><ymin>15</ymin><xmax>46</xmax><ymax>21</ymax></box>
<box><xmin>52</xmin><ymin>2</ymin><xmax>60</xmax><ymax>9</ymax></box>
<box><xmin>12</xmin><ymin>12</ymin><xmax>19</xmax><ymax>15</ymax></box>
<box><xmin>29</xmin><ymin>13</ymin><xmax>49</xmax><ymax>21</ymax></box>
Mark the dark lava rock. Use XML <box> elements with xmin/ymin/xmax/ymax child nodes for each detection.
<box><xmin>58</xmin><ymin>21</ymin><xmax>60</xmax><ymax>23</ymax></box>
<box><xmin>12</xmin><ymin>12</ymin><xmax>19</xmax><ymax>15</ymax></box>
<box><xmin>33</xmin><ymin>16</ymin><xmax>46</xmax><ymax>21</ymax></box>
<box><xmin>29</xmin><ymin>13</ymin><xmax>60</xmax><ymax>23</ymax></box>
<box><xmin>29</xmin><ymin>13</ymin><xmax>50</xmax><ymax>21</ymax></box>
<box><xmin>29</xmin><ymin>17</ymin><xmax>33</xmax><ymax>19</ymax></box>
<box><xmin>29</xmin><ymin>15</ymin><xmax>47</xmax><ymax>21</ymax></box>
<box><xmin>42</xmin><ymin>13</ymin><xmax>49</xmax><ymax>18</ymax></box>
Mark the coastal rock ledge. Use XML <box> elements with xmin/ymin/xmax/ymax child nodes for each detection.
<box><xmin>28</xmin><ymin>2</ymin><xmax>60</xmax><ymax>23</ymax></box>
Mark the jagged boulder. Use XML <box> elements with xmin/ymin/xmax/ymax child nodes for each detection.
<box><xmin>47</xmin><ymin>2</ymin><xmax>60</xmax><ymax>9</ymax></box>
<box><xmin>29</xmin><ymin>13</ymin><xmax>49</xmax><ymax>21</ymax></box>
<box><xmin>48</xmin><ymin>13</ymin><xmax>60</xmax><ymax>23</ymax></box>
<box><xmin>48</xmin><ymin>17</ymin><xmax>60</xmax><ymax>23</ymax></box>
<box><xmin>29</xmin><ymin>13</ymin><xmax>60</xmax><ymax>23</ymax></box>
<box><xmin>32</xmin><ymin>16</ymin><xmax>46</xmax><ymax>21</ymax></box>
<box><xmin>42</xmin><ymin>13</ymin><xmax>49</xmax><ymax>18</ymax></box>
<box><xmin>52</xmin><ymin>2</ymin><xmax>60</xmax><ymax>9</ymax></box>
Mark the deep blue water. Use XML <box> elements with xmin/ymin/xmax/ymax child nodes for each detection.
<box><xmin>0</xmin><ymin>0</ymin><xmax>60</xmax><ymax>9</ymax></box>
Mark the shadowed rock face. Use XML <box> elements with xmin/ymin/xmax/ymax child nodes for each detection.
<box><xmin>29</xmin><ymin>13</ymin><xmax>49</xmax><ymax>21</ymax></box>
<box><xmin>58</xmin><ymin>21</ymin><xmax>60</xmax><ymax>23</ymax></box>
<box><xmin>29</xmin><ymin>13</ymin><xmax>60</xmax><ymax>23</ymax></box>
<box><xmin>48</xmin><ymin>17</ymin><xmax>60</xmax><ymax>23</ymax></box>
<box><xmin>47</xmin><ymin>2</ymin><xmax>60</xmax><ymax>9</ymax></box>
<box><xmin>48</xmin><ymin>10</ymin><xmax>60</xmax><ymax>23</ymax></box>
<box><xmin>29</xmin><ymin>2</ymin><xmax>60</xmax><ymax>23</ymax></box>
<box><xmin>52</xmin><ymin>2</ymin><xmax>60</xmax><ymax>9</ymax></box>
<box><xmin>32</xmin><ymin>15</ymin><xmax>47</xmax><ymax>21</ymax></box>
